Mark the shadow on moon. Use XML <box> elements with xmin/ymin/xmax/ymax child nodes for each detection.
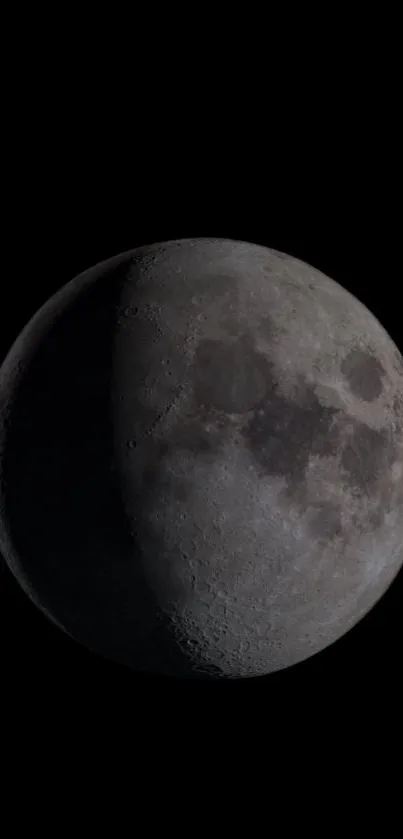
<box><xmin>0</xmin><ymin>264</ymin><xmax>212</xmax><ymax>678</ymax></box>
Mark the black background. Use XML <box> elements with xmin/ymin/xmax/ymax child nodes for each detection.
<box><xmin>1</xmin><ymin>126</ymin><xmax>401</xmax><ymax>726</ymax></box>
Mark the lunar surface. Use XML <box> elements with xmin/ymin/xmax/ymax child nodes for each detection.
<box><xmin>0</xmin><ymin>238</ymin><xmax>402</xmax><ymax>678</ymax></box>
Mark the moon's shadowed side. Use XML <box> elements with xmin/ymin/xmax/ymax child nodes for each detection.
<box><xmin>0</xmin><ymin>258</ymin><xmax>207</xmax><ymax>678</ymax></box>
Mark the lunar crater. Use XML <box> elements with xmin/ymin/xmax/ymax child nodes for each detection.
<box><xmin>340</xmin><ymin>347</ymin><xmax>386</xmax><ymax>402</ymax></box>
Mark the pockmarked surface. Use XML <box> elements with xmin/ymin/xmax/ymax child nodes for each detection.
<box><xmin>1</xmin><ymin>239</ymin><xmax>402</xmax><ymax>677</ymax></box>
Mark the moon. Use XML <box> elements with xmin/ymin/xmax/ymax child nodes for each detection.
<box><xmin>0</xmin><ymin>238</ymin><xmax>402</xmax><ymax>678</ymax></box>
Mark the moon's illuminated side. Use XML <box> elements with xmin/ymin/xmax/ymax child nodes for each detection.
<box><xmin>0</xmin><ymin>238</ymin><xmax>402</xmax><ymax>678</ymax></box>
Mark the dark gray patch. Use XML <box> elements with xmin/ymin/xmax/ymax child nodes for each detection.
<box><xmin>192</xmin><ymin>334</ymin><xmax>270</xmax><ymax>414</ymax></box>
<box><xmin>241</xmin><ymin>378</ymin><xmax>341</xmax><ymax>490</ymax></box>
<box><xmin>219</xmin><ymin>312</ymin><xmax>242</xmax><ymax>337</ymax></box>
<box><xmin>368</xmin><ymin>507</ymin><xmax>384</xmax><ymax>530</ymax></box>
<box><xmin>173</xmin><ymin>408</ymin><xmax>229</xmax><ymax>458</ymax></box>
<box><xmin>257</xmin><ymin>312</ymin><xmax>281</xmax><ymax>344</ymax></box>
<box><xmin>393</xmin><ymin>393</ymin><xmax>403</xmax><ymax>434</ymax></box>
<box><xmin>140</xmin><ymin>440</ymin><xmax>171</xmax><ymax>496</ymax></box>
<box><xmin>141</xmin><ymin>403</ymin><xmax>233</xmax><ymax>488</ymax></box>
<box><xmin>340</xmin><ymin>348</ymin><xmax>385</xmax><ymax>402</ymax></box>
<box><xmin>308</xmin><ymin>502</ymin><xmax>343</xmax><ymax>541</ymax></box>
<box><xmin>157</xmin><ymin>471</ymin><xmax>192</xmax><ymax>505</ymax></box>
<box><xmin>198</xmin><ymin>272</ymin><xmax>238</xmax><ymax>299</ymax></box>
<box><xmin>341</xmin><ymin>423</ymin><xmax>394</xmax><ymax>496</ymax></box>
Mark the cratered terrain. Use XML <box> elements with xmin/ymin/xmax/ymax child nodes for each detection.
<box><xmin>0</xmin><ymin>238</ymin><xmax>402</xmax><ymax>678</ymax></box>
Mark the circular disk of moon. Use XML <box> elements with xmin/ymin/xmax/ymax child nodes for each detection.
<box><xmin>0</xmin><ymin>238</ymin><xmax>402</xmax><ymax>678</ymax></box>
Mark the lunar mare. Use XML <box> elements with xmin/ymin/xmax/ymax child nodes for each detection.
<box><xmin>0</xmin><ymin>238</ymin><xmax>402</xmax><ymax>678</ymax></box>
